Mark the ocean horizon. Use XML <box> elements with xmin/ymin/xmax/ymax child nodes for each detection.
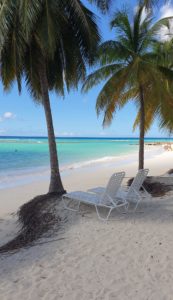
<box><xmin>0</xmin><ymin>136</ymin><xmax>172</xmax><ymax>189</ymax></box>
<box><xmin>1</xmin><ymin>135</ymin><xmax>173</xmax><ymax>139</ymax></box>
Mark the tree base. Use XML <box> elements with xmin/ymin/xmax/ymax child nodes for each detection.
<box><xmin>48</xmin><ymin>190</ymin><xmax>66</xmax><ymax>197</ymax></box>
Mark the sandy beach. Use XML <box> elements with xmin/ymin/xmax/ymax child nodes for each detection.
<box><xmin>2</xmin><ymin>0</ymin><xmax>173</xmax><ymax>299</ymax></box>
<box><xmin>1</xmin><ymin>146</ymin><xmax>173</xmax><ymax>300</ymax></box>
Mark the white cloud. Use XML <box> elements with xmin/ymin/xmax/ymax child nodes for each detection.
<box><xmin>0</xmin><ymin>129</ymin><xmax>6</xmax><ymax>134</ymax></box>
<box><xmin>160</xmin><ymin>2</ymin><xmax>173</xmax><ymax>18</ymax></box>
<box><xmin>134</xmin><ymin>6</ymin><xmax>149</xmax><ymax>23</ymax></box>
<box><xmin>141</xmin><ymin>7</ymin><xmax>149</xmax><ymax>23</ymax></box>
<box><xmin>159</xmin><ymin>2</ymin><xmax>173</xmax><ymax>41</ymax></box>
<box><xmin>3</xmin><ymin>112</ymin><xmax>16</xmax><ymax>119</ymax></box>
<box><xmin>0</xmin><ymin>112</ymin><xmax>16</xmax><ymax>122</ymax></box>
<box><xmin>99</xmin><ymin>131</ymin><xmax>107</xmax><ymax>136</ymax></box>
<box><xmin>56</xmin><ymin>131</ymin><xmax>76</xmax><ymax>137</ymax></box>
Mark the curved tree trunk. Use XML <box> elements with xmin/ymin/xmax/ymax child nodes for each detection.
<box><xmin>39</xmin><ymin>60</ymin><xmax>66</xmax><ymax>195</ymax></box>
<box><xmin>139</xmin><ymin>85</ymin><xmax>145</xmax><ymax>170</ymax></box>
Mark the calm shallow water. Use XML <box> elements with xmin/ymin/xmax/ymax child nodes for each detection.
<box><xmin>0</xmin><ymin>136</ymin><xmax>172</xmax><ymax>188</ymax></box>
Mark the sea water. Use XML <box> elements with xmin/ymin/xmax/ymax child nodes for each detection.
<box><xmin>0</xmin><ymin>136</ymin><xmax>172</xmax><ymax>189</ymax></box>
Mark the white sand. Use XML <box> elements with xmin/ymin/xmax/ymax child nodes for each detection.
<box><xmin>1</xmin><ymin>146</ymin><xmax>173</xmax><ymax>299</ymax></box>
<box><xmin>0</xmin><ymin>145</ymin><xmax>171</xmax><ymax>216</ymax></box>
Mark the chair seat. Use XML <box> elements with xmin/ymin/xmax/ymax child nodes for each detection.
<box><xmin>64</xmin><ymin>191</ymin><xmax>105</xmax><ymax>205</ymax></box>
<box><xmin>88</xmin><ymin>186</ymin><xmax>128</xmax><ymax>202</ymax></box>
<box><xmin>88</xmin><ymin>187</ymin><xmax>140</xmax><ymax>203</ymax></box>
<box><xmin>117</xmin><ymin>188</ymin><xmax>150</xmax><ymax>203</ymax></box>
<box><xmin>63</xmin><ymin>191</ymin><xmax>126</xmax><ymax>207</ymax></box>
<box><xmin>116</xmin><ymin>189</ymin><xmax>137</xmax><ymax>203</ymax></box>
<box><xmin>88</xmin><ymin>187</ymin><xmax>105</xmax><ymax>194</ymax></box>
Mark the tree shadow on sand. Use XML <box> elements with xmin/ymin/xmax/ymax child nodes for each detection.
<box><xmin>1</xmin><ymin>177</ymin><xmax>173</xmax><ymax>255</ymax></box>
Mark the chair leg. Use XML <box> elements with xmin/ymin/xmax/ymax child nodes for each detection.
<box><xmin>95</xmin><ymin>205</ymin><xmax>113</xmax><ymax>221</ymax></box>
<box><xmin>132</xmin><ymin>199</ymin><xmax>140</xmax><ymax>212</ymax></box>
<box><xmin>146</xmin><ymin>195</ymin><xmax>152</xmax><ymax>208</ymax></box>
<box><xmin>63</xmin><ymin>197</ymin><xmax>80</xmax><ymax>212</ymax></box>
<box><xmin>116</xmin><ymin>202</ymin><xmax>129</xmax><ymax>213</ymax></box>
<box><xmin>124</xmin><ymin>202</ymin><xmax>129</xmax><ymax>212</ymax></box>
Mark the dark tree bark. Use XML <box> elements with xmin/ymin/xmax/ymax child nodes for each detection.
<box><xmin>39</xmin><ymin>60</ymin><xmax>66</xmax><ymax>195</ymax></box>
<box><xmin>139</xmin><ymin>85</ymin><xmax>145</xmax><ymax>170</ymax></box>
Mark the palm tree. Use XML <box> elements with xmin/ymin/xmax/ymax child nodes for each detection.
<box><xmin>0</xmin><ymin>0</ymin><xmax>100</xmax><ymax>194</ymax></box>
<box><xmin>83</xmin><ymin>5</ymin><xmax>173</xmax><ymax>169</ymax></box>
<box><xmin>143</xmin><ymin>40</ymin><xmax>173</xmax><ymax>133</ymax></box>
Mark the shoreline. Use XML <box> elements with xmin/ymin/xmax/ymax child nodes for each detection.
<box><xmin>0</xmin><ymin>144</ymin><xmax>166</xmax><ymax>191</ymax></box>
<box><xmin>0</xmin><ymin>145</ymin><xmax>173</xmax><ymax>218</ymax></box>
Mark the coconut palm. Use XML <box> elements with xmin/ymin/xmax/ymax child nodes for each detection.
<box><xmin>143</xmin><ymin>40</ymin><xmax>173</xmax><ymax>133</ymax></box>
<box><xmin>0</xmin><ymin>0</ymin><xmax>100</xmax><ymax>194</ymax></box>
<box><xmin>83</xmin><ymin>5</ymin><xmax>173</xmax><ymax>169</ymax></box>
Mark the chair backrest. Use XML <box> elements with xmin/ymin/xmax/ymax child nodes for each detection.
<box><xmin>127</xmin><ymin>169</ymin><xmax>149</xmax><ymax>198</ymax></box>
<box><xmin>99</xmin><ymin>172</ymin><xmax>125</xmax><ymax>204</ymax></box>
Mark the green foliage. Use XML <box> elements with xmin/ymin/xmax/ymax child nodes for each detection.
<box><xmin>0</xmin><ymin>0</ymin><xmax>100</xmax><ymax>100</ymax></box>
<box><xmin>83</xmin><ymin>4</ymin><xmax>173</xmax><ymax>132</ymax></box>
<box><xmin>151</xmin><ymin>40</ymin><xmax>173</xmax><ymax>133</ymax></box>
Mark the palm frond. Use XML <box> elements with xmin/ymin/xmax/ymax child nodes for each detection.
<box><xmin>0</xmin><ymin>0</ymin><xmax>100</xmax><ymax>100</ymax></box>
<box><xmin>133</xmin><ymin>104</ymin><xmax>157</xmax><ymax>133</ymax></box>
<box><xmin>98</xmin><ymin>41</ymin><xmax>134</xmax><ymax>64</ymax></box>
<box><xmin>82</xmin><ymin>63</ymin><xmax>123</xmax><ymax>93</ymax></box>
<box><xmin>88</xmin><ymin>0</ymin><xmax>111</xmax><ymax>13</ymax></box>
<box><xmin>95</xmin><ymin>64</ymin><xmax>134</xmax><ymax>121</ymax></box>
<box><xmin>111</xmin><ymin>9</ymin><xmax>133</xmax><ymax>44</ymax></box>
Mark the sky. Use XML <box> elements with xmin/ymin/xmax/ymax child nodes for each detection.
<box><xmin>0</xmin><ymin>0</ymin><xmax>173</xmax><ymax>138</ymax></box>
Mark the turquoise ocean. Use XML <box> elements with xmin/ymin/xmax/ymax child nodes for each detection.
<box><xmin>0</xmin><ymin>136</ymin><xmax>172</xmax><ymax>189</ymax></box>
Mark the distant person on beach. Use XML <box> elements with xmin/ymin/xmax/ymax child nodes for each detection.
<box><xmin>164</xmin><ymin>143</ymin><xmax>173</xmax><ymax>151</ymax></box>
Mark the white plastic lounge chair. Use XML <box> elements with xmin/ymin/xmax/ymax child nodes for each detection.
<box><xmin>88</xmin><ymin>169</ymin><xmax>150</xmax><ymax>211</ymax></box>
<box><xmin>62</xmin><ymin>172</ymin><xmax>128</xmax><ymax>221</ymax></box>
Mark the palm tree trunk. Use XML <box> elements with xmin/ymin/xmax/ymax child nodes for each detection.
<box><xmin>139</xmin><ymin>85</ymin><xmax>145</xmax><ymax>170</ymax></box>
<box><xmin>39</xmin><ymin>60</ymin><xmax>66</xmax><ymax>195</ymax></box>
